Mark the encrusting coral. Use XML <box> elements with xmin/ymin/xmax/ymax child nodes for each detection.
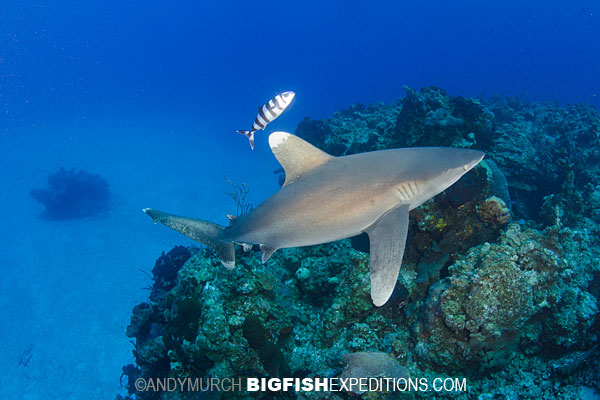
<box><xmin>341</xmin><ymin>352</ymin><xmax>409</xmax><ymax>395</ymax></box>
<box><xmin>413</xmin><ymin>223</ymin><xmax>598</xmax><ymax>371</ymax></box>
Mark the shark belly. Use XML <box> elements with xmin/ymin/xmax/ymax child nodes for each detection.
<box><xmin>225</xmin><ymin>178</ymin><xmax>400</xmax><ymax>249</ymax></box>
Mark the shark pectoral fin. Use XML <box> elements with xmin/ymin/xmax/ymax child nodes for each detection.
<box><xmin>268</xmin><ymin>132</ymin><xmax>333</xmax><ymax>187</ymax></box>
<box><xmin>260</xmin><ymin>244</ymin><xmax>277</xmax><ymax>263</ymax></box>
<box><xmin>366</xmin><ymin>205</ymin><xmax>410</xmax><ymax>307</ymax></box>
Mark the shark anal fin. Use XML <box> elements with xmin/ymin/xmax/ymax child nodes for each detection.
<box><xmin>268</xmin><ymin>132</ymin><xmax>333</xmax><ymax>187</ymax></box>
<box><xmin>260</xmin><ymin>244</ymin><xmax>277</xmax><ymax>263</ymax></box>
<box><xmin>366</xmin><ymin>205</ymin><xmax>409</xmax><ymax>307</ymax></box>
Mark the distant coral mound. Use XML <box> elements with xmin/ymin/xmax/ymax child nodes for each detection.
<box><xmin>30</xmin><ymin>167</ymin><xmax>111</xmax><ymax>219</ymax></box>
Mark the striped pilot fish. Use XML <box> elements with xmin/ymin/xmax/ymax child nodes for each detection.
<box><xmin>237</xmin><ymin>91</ymin><xmax>295</xmax><ymax>149</ymax></box>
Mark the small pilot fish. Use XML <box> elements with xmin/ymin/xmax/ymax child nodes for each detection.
<box><xmin>237</xmin><ymin>91</ymin><xmax>295</xmax><ymax>149</ymax></box>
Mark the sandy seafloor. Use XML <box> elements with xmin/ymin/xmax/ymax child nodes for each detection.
<box><xmin>0</xmin><ymin>113</ymin><xmax>282</xmax><ymax>399</ymax></box>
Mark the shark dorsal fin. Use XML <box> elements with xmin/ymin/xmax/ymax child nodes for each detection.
<box><xmin>268</xmin><ymin>132</ymin><xmax>333</xmax><ymax>187</ymax></box>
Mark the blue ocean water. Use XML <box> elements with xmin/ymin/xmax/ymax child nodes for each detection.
<box><xmin>0</xmin><ymin>1</ymin><xmax>599</xmax><ymax>399</ymax></box>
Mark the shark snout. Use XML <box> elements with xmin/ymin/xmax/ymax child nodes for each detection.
<box><xmin>464</xmin><ymin>150</ymin><xmax>485</xmax><ymax>171</ymax></box>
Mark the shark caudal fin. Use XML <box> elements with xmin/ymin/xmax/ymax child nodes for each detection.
<box><xmin>143</xmin><ymin>208</ymin><xmax>235</xmax><ymax>269</ymax></box>
<box><xmin>236</xmin><ymin>130</ymin><xmax>256</xmax><ymax>150</ymax></box>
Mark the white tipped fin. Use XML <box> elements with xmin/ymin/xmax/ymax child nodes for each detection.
<box><xmin>268</xmin><ymin>132</ymin><xmax>333</xmax><ymax>187</ymax></box>
<box><xmin>260</xmin><ymin>244</ymin><xmax>277</xmax><ymax>263</ymax></box>
<box><xmin>366</xmin><ymin>205</ymin><xmax>410</xmax><ymax>307</ymax></box>
<box><xmin>222</xmin><ymin>259</ymin><xmax>235</xmax><ymax>270</ymax></box>
<box><xmin>143</xmin><ymin>208</ymin><xmax>160</xmax><ymax>224</ymax></box>
<box><xmin>242</xmin><ymin>243</ymin><xmax>253</xmax><ymax>252</ymax></box>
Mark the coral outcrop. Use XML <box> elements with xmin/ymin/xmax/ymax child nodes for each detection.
<box><xmin>413</xmin><ymin>224</ymin><xmax>598</xmax><ymax>371</ymax></box>
<box><xmin>30</xmin><ymin>167</ymin><xmax>111</xmax><ymax>219</ymax></box>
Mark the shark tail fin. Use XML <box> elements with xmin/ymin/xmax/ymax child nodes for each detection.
<box><xmin>143</xmin><ymin>208</ymin><xmax>235</xmax><ymax>269</ymax></box>
<box><xmin>236</xmin><ymin>130</ymin><xmax>255</xmax><ymax>149</ymax></box>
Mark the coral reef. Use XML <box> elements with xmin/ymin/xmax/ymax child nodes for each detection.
<box><xmin>296</xmin><ymin>86</ymin><xmax>600</xmax><ymax>227</ymax></box>
<box><xmin>412</xmin><ymin>223</ymin><xmax>598</xmax><ymax>371</ymax></box>
<box><xmin>395</xmin><ymin>86</ymin><xmax>495</xmax><ymax>149</ymax></box>
<box><xmin>295</xmin><ymin>101</ymin><xmax>399</xmax><ymax>156</ymax></box>
<box><xmin>120</xmin><ymin>227</ymin><xmax>598</xmax><ymax>398</ymax></box>
<box><xmin>149</xmin><ymin>246</ymin><xmax>192</xmax><ymax>302</ymax></box>
<box><xmin>30</xmin><ymin>167</ymin><xmax>111</xmax><ymax>219</ymax></box>
<box><xmin>119</xmin><ymin>88</ymin><xmax>599</xmax><ymax>399</ymax></box>
<box><xmin>341</xmin><ymin>352</ymin><xmax>409</xmax><ymax>394</ymax></box>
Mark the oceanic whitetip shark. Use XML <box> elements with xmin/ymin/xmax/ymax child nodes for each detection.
<box><xmin>143</xmin><ymin>132</ymin><xmax>484</xmax><ymax>306</ymax></box>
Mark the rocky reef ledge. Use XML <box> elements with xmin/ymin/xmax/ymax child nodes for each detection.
<box><xmin>118</xmin><ymin>87</ymin><xmax>599</xmax><ymax>400</ymax></box>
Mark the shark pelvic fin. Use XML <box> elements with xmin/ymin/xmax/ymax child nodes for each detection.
<box><xmin>242</xmin><ymin>243</ymin><xmax>253</xmax><ymax>252</ymax></box>
<box><xmin>260</xmin><ymin>244</ymin><xmax>277</xmax><ymax>263</ymax></box>
<box><xmin>142</xmin><ymin>208</ymin><xmax>235</xmax><ymax>270</ymax></box>
<box><xmin>268</xmin><ymin>132</ymin><xmax>333</xmax><ymax>187</ymax></box>
<box><xmin>366</xmin><ymin>205</ymin><xmax>409</xmax><ymax>307</ymax></box>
